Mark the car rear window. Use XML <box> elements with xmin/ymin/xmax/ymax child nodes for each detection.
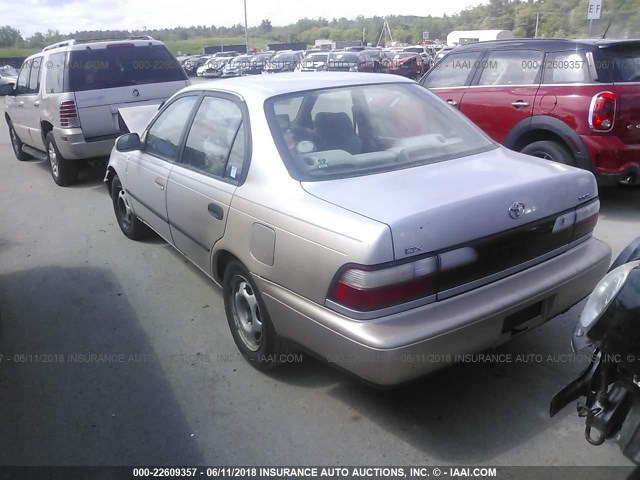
<box><xmin>600</xmin><ymin>45</ymin><xmax>640</xmax><ymax>83</ymax></box>
<box><xmin>266</xmin><ymin>83</ymin><xmax>496</xmax><ymax>181</ymax></box>
<box><xmin>67</xmin><ymin>44</ymin><xmax>186</xmax><ymax>92</ymax></box>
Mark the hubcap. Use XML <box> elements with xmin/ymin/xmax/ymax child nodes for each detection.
<box><xmin>117</xmin><ymin>188</ymin><xmax>133</xmax><ymax>230</ymax></box>
<box><xmin>48</xmin><ymin>143</ymin><xmax>59</xmax><ymax>178</ymax></box>
<box><xmin>230</xmin><ymin>276</ymin><xmax>263</xmax><ymax>352</ymax></box>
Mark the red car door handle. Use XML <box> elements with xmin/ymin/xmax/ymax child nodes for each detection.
<box><xmin>511</xmin><ymin>101</ymin><xmax>530</xmax><ymax>108</ymax></box>
<box><xmin>446</xmin><ymin>99</ymin><xmax>458</xmax><ymax>106</ymax></box>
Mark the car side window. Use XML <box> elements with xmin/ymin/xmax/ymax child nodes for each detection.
<box><xmin>182</xmin><ymin>96</ymin><xmax>246</xmax><ymax>181</ymax></box>
<box><xmin>16</xmin><ymin>62</ymin><xmax>30</xmax><ymax>95</ymax></box>
<box><xmin>542</xmin><ymin>50</ymin><xmax>590</xmax><ymax>84</ymax></box>
<box><xmin>144</xmin><ymin>95</ymin><xmax>198</xmax><ymax>161</ymax></box>
<box><xmin>28</xmin><ymin>56</ymin><xmax>43</xmax><ymax>94</ymax></box>
<box><xmin>477</xmin><ymin>50</ymin><xmax>543</xmax><ymax>86</ymax></box>
<box><xmin>45</xmin><ymin>52</ymin><xmax>65</xmax><ymax>94</ymax></box>
<box><xmin>421</xmin><ymin>52</ymin><xmax>482</xmax><ymax>88</ymax></box>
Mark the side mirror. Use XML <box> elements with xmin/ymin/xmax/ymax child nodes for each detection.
<box><xmin>0</xmin><ymin>83</ymin><xmax>15</xmax><ymax>96</ymax></box>
<box><xmin>115</xmin><ymin>133</ymin><xmax>142</xmax><ymax>152</ymax></box>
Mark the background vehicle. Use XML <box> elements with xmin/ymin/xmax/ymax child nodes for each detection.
<box><xmin>420</xmin><ymin>39</ymin><xmax>640</xmax><ymax>185</ymax></box>
<box><xmin>551</xmin><ymin>237</ymin><xmax>640</xmax><ymax>465</ymax></box>
<box><xmin>433</xmin><ymin>45</ymin><xmax>455</xmax><ymax>63</ymax></box>
<box><xmin>222</xmin><ymin>55</ymin><xmax>253</xmax><ymax>77</ymax></box>
<box><xmin>0</xmin><ymin>65</ymin><xmax>19</xmax><ymax>87</ymax></box>
<box><xmin>297</xmin><ymin>52</ymin><xmax>329</xmax><ymax>72</ymax></box>
<box><xmin>2</xmin><ymin>36</ymin><xmax>189</xmax><ymax>186</ymax></box>
<box><xmin>105</xmin><ymin>73</ymin><xmax>610</xmax><ymax>386</ymax></box>
<box><xmin>326</xmin><ymin>51</ymin><xmax>375</xmax><ymax>72</ymax></box>
<box><xmin>245</xmin><ymin>53</ymin><xmax>274</xmax><ymax>75</ymax></box>
<box><xmin>387</xmin><ymin>52</ymin><xmax>425</xmax><ymax>79</ymax></box>
<box><xmin>182</xmin><ymin>55</ymin><xmax>211</xmax><ymax>77</ymax></box>
<box><xmin>263</xmin><ymin>51</ymin><xmax>304</xmax><ymax>73</ymax></box>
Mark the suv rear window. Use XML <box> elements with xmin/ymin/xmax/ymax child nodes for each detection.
<box><xmin>600</xmin><ymin>45</ymin><xmax>640</xmax><ymax>83</ymax></box>
<box><xmin>67</xmin><ymin>44</ymin><xmax>186</xmax><ymax>92</ymax></box>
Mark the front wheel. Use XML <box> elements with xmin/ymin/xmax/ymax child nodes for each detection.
<box><xmin>111</xmin><ymin>175</ymin><xmax>151</xmax><ymax>240</ymax></box>
<box><xmin>46</xmin><ymin>132</ymin><xmax>78</xmax><ymax>186</ymax></box>
<box><xmin>223</xmin><ymin>260</ymin><xmax>289</xmax><ymax>370</ymax></box>
<box><xmin>520</xmin><ymin>140</ymin><xmax>575</xmax><ymax>166</ymax></box>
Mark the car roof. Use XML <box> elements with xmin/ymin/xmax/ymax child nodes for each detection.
<box><xmin>449</xmin><ymin>38</ymin><xmax>640</xmax><ymax>51</ymax></box>
<box><xmin>181</xmin><ymin>72</ymin><xmax>413</xmax><ymax>99</ymax></box>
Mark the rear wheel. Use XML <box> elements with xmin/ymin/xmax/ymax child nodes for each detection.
<box><xmin>8</xmin><ymin>122</ymin><xmax>30</xmax><ymax>161</ymax></box>
<box><xmin>46</xmin><ymin>132</ymin><xmax>78</xmax><ymax>186</ymax></box>
<box><xmin>111</xmin><ymin>175</ymin><xmax>151</xmax><ymax>240</ymax></box>
<box><xmin>223</xmin><ymin>260</ymin><xmax>289</xmax><ymax>370</ymax></box>
<box><xmin>520</xmin><ymin>140</ymin><xmax>575</xmax><ymax>166</ymax></box>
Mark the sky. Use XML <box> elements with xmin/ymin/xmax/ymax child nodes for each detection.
<box><xmin>2</xmin><ymin>0</ymin><xmax>486</xmax><ymax>37</ymax></box>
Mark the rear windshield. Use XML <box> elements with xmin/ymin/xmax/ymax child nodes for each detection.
<box><xmin>266</xmin><ymin>83</ymin><xmax>496</xmax><ymax>181</ymax></box>
<box><xmin>600</xmin><ymin>45</ymin><xmax>640</xmax><ymax>82</ymax></box>
<box><xmin>68</xmin><ymin>44</ymin><xmax>186</xmax><ymax>92</ymax></box>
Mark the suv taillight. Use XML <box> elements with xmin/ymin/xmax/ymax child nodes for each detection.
<box><xmin>60</xmin><ymin>100</ymin><xmax>79</xmax><ymax>128</ymax></box>
<box><xmin>329</xmin><ymin>257</ymin><xmax>437</xmax><ymax>311</ymax></box>
<box><xmin>589</xmin><ymin>92</ymin><xmax>615</xmax><ymax>132</ymax></box>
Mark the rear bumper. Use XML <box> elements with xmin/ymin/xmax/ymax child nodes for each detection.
<box><xmin>53</xmin><ymin>127</ymin><xmax>115</xmax><ymax>160</ymax></box>
<box><xmin>257</xmin><ymin>237</ymin><xmax>611</xmax><ymax>386</ymax></box>
<box><xmin>581</xmin><ymin>134</ymin><xmax>640</xmax><ymax>184</ymax></box>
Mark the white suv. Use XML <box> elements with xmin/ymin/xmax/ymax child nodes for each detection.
<box><xmin>1</xmin><ymin>36</ymin><xmax>189</xmax><ymax>186</ymax></box>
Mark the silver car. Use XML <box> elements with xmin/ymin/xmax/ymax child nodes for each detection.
<box><xmin>105</xmin><ymin>73</ymin><xmax>611</xmax><ymax>386</ymax></box>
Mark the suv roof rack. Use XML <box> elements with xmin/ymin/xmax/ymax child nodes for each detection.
<box><xmin>42</xmin><ymin>36</ymin><xmax>155</xmax><ymax>51</ymax></box>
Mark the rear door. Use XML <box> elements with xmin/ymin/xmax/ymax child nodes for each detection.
<box><xmin>69</xmin><ymin>43</ymin><xmax>188</xmax><ymax>140</ymax></box>
<box><xmin>459</xmin><ymin>49</ymin><xmax>543</xmax><ymax>143</ymax></box>
<box><xmin>166</xmin><ymin>94</ymin><xmax>249</xmax><ymax>274</ymax></box>
<box><xmin>23</xmin><ymin>56</ymin><xmax>45</xmax><ymax>149</ymax></box>
<box><xmin>420</xmin><ymin>50</ymin><xmax>483</xmax><ymax>110</ymax></box>
<box><xmin>7</xmin><ymin>59</ymin><xmax>36</xmax><ymax>145</ymax></box>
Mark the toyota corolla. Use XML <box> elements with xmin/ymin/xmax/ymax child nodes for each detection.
<box><xmin>105</xmin><ymin>73</ymin><xmax>611</xmax><ymax>386</ymax></box>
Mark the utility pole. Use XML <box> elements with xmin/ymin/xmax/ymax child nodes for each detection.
<box><xmin>244</xmin><ymin>0</ymin><xmax>249</xmax><ymax>53</ymax></box>
<box><xmin>534</xmin><ymin>13</ymin><xmax>539</xmax><ymax>38</ymax></box>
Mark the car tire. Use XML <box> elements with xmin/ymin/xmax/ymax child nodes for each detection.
<box><xmin>8</xmin><ymin>122</ymin><xmax>30</xmax><ymax>161</ymax></box>
<box><xmin>45</xmin><ymin>132</ymin><xmax>78</xmax><ymax>186</ymax></box>
<box><xmin>111</xmin><ymin>175</ymin><xmax>151</xmax><ymax>240</ymax></box>
<box><xmin>223</xmin><ymin>260</ymin><xmax>290</xmax><ymax>370</ymax></box>
<box><xmin>520</xmin><ymin>140</ymin><xmax>575</xmax><ymax>166</ymax></box>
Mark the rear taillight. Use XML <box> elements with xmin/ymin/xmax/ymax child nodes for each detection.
<box><xmin>329</xmin><ymin>257</ymin><xmax>437</xmax><ymax>311</ymax></box>
<box><xmin>589</xmin><ymin>91</ymin><xmax>615</xmax><ymax>132</ymax></box>
<box><xmin>60</xmin><ymin>100</ymin><xmax>79</xmax><ymax>128</ymax></box>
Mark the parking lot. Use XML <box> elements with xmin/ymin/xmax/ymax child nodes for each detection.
<box><xmin>0</xmin><ymin>97</ymin><xmax>639</xmax><ymax>468</ymax></box>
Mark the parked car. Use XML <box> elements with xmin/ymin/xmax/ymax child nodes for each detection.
<box><xmin>263</xmin><ymin>51</ymin><xmax>304</xmax><ymax>73</ymax></box>
<box><xmin>419</xmin><ymin>38</ymin><xmax>640</xmax><ymax>185</ymax></box>
<box><xmin>0</xmin><ymin>65</ymin><xmax>19</xmax><ymax>87</ymax></box>
<box><xmin>387</xmin><ymin>52</ymin><xmax>426</xmax><ymax>79</ymax></box>
<box><xmin>403</xmin><ymin>45</ymin><xmax>434</xmax><ymax>68</ymax></box>
<box><xmin>297</xmin><ymin>52</ymin><xmax>329</xmax><ymax>72</ymax></box>
<box><xmin>1</xmin><ymin>36</ymin><xmax>189</xmax><ymax>186</ymax></box>
<box><xmin>105</xmin><ymin>72</ymin><xmax>610</xmax><ymax>386</ymax></box>
<box><xmin>182</xmin><ymin>55</ymin><xmax>210</xmax><ymax>77</ymax></box>
<box><xmin>326</xmin><ymin>51</ymin><xmax>375</xmax><ymax>72</ymax></box>
<box><xmin>222</xmin><ymin>55</ymin><xmax>253</xmax><ymax>78</ymax></box>
<box><xmin>244</xmin><ymin>53</ymin><xmax>274</xmax><ymax>75</ymax></box>
<box><xmin>433</xmin><ymin>45</ymin><xmax>455</xmax><ymax>63</ymax></box>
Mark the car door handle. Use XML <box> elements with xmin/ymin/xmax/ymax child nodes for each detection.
<box><xmin>18</xmin><ymin>101</ymin><xmax>24</xmax><ymax>107</ymax></box>
<box><xmin>511</xmin><ymin>101</ymin><xmax>530</xmax><ymax>108</ymax></box>
<box><xmin>446</xmin><ymin>99</ymin><xmax>458</xmax><ymax>106</ymax></box>
<box><xmin>207</xmin><ymin>202</ymin><xmax>224</xmax><ymax>220</ymax></box>
<box><xmin>154</xmin><ymin>178</ymin><xmax>165</xmax><ymax>190</ymax></box>
<box><xmin>33</xmin><ymin>101</ymin><xmax>40</xmax><ymax>107</ymax></box>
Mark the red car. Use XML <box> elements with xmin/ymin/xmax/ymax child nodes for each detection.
<box><xmin>420</xmin><ymin>39</ymin><xmax>640</xmax><ymax>186</ymax></box>
<box><xmin>386</xmin><ymin>52</ymin><xmax>425</xmax><ymax>79</ymax></box>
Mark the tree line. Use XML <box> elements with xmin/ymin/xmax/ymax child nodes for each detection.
<box><xmin>1</xmin><ymin>0</ymin><xmax>638</xmax><ymax>50</ymax></box>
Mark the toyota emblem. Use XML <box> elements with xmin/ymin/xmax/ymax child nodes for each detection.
<box><xmin>132</xmin><ymin>89</ymin><xmax>140</xmax><ymax>97</ymax></box>
<box><xmin>509</xmin><ymin>202</ymin><xmax>525</xmax><ymax>219</ymax></box>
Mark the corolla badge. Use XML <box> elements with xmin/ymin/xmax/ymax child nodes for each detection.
<box><xmin>508</xmin><ymin>202</ymin><xmax>526</xmax><ymax>219</ymax></box>
<box><xmin>132</xmin><ymin>89</ymin><xmax>140</xmax><ymax>97</ymax></box>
